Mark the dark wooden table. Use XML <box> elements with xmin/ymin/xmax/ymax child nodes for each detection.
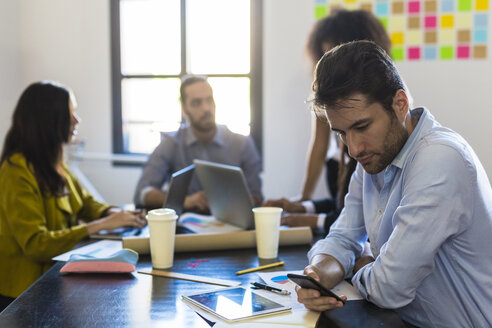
<box><xmin>0</xmin><ymin>244</ymin><xmax>406</xmax><ymax>327</ymax></box>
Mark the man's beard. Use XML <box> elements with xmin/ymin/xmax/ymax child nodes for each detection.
<box><xmin>361</xmin><ymin>116</ymin><xmax>408</xmax><ymax>175</ymax></box>
<box><xmin>189</xmin><ymin>112</ymin><xmax>215</xmax><ymax>133</ymax></box>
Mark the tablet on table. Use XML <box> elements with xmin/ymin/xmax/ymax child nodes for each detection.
<box><xmin>182</xmin><ymin>286</ymin><xmax>291</xmax><ymax>322</ymax></box>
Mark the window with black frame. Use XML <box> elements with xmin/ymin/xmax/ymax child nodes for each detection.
<box><xmin>110</xmin><ymin>0</ymin><xmax>262</xmax><ymax>156</ymax></box>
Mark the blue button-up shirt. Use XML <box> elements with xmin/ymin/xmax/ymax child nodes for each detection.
<box><xmin>134</xmin><ymin>124</ymin><xmax>263</xmax><ymax>206</ymax></box>
<box><xmin>309</xmin><ymin>108</ymin><xmax>492</xmax><ymax>328</ymax></box>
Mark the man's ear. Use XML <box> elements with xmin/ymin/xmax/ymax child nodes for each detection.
<box><xmin>392</xmin><ymin>89</ymin><xmax>409</xmax><ymax>122</ymax></box>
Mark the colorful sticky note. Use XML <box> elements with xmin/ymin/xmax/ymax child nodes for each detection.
<box><xmin>475</xmin><ymin>0</ymin><xmax>489</xmax><ymax>11</ymax></box>
<box><xmin>456</xmin><ymin>13</ymin><xmax>473</xmax><ymax>28</ymax></box>
<box><xmin>424</xmin><ymin>0</ymin><xmax>437</xmax><ymax>13</ymax></box>
<box><xmin>425</xmin><ymin>15</ymin><xmax>437</xmax><ymax>28</ymax></box>
<box><xmin>439</xmin><ymin>29</ymin><xmax>455</xmax><ymax>43</ymax></box>
<box><xmin>457</xmin><ymin>45</ymin><xmax>470</xmax><ymax>59</ymax></box>
<box><xmin>473</xmin><ymin>45</ymin><xmax>487</xmax><ymax>59</ymax></box>
<box><xmin>391</xmin><ymin>47</ymin><xmax>405</xmax><ymax>61</ymax></box>
<box><xmin>473</xmin><ymin>30</ymin><xmax>488</xmax><ymax>43</ymax></box>
<box><xmin>392</xmin><ymin>1</ymin><xmax>404</xmax><ymax>14</ymax></box>
<box><xmin>407</xmin><ymin>30</ymin><xmax>422</xmax><ymax>45</ymax></box>
<box><xmin>390</xmin><ymin>15</ymin><xmax>406</xmax><ymax>31</ymax></box>
<box><xmin>408</xmin><ymin>47</ymin><xmax>421</xmax><ymax>60</ymax></box>
<box><xmin>391</xmin><ymin>32</ymin><xmax>405</xmax><ymax>45</ymax></box>
<box><xmin>441</xmin><ymin>0</ymin><xmax>455</xmax><ymax>12</ymax></box>
<box><xmin>315</xmin><ymin>5</ymin><xmax>327</xmax><ymax>19</ymax></box>
<box><xmin>441</xmin><ymin>14</ymin><xmax>455</xmax><ymax>28</ymax></box>
<box><xmin>424</xmin><ymin>46</ymin><xmax>438</xmax><ymax>60</ymax></box>
<box><xmin>458</xmin><ymin>0</ymin><xmax>472</xmax><ymax>11</ymax></box>
<box><xmin>408</xmin><ymin>16</ymin><xmax>421</xmax><ymax>29</ymax></box>
<box><xmin>425</xmin><ymin>31</ymin><xmax>437</xmax><ymax>44</ymax></box>
<box><xmin>378</xmin><ymin>17</ymin><xmax>388</xmax><ymax>30</ymax></box>
<box><xmin>345</xmin><ymin>2</ymin><xmax>359</xmax><ymax>10</ymax></box>
<box><xmin>474</xmin><ymin>13</ymin><xmax>488</xmax><ymax>29</ymax></box>
<box><xmin>440</xmin><ymin>46</ymin><xmax>454</xmax><ymax>60</ymax></box>
<box><xmin>375</xmin><ymin>1</ymin><xmax>389</xmax><ymax>16</ymax></box>
<box><xmin>457</xmin><ymin>30</ymin><xmax>471</xmax><ymax>43</ymax></box>
<box><xmin>408</xmin><ymin>1</ymin><xmax>420</xmax><ymax>13</ymax></box>
<box><xmin>360</xmin><ymin>2</ymin><xmax>373</xmax><ymax>12</ymax></box>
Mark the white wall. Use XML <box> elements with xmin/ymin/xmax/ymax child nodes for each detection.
<box><xmin>397</xmin><ymin>61</ymin><xmax>492</xmax><ymax>172</ymax></box>
<box><xmin>263</xmin><ymin>1</ymin><xmax>327</xmax><ymax>199</ymax></box>
<box><xmin>14</xmin><ymin>0</ymin><xmax>141</xmax><ymax>205</ymax></box>
<box><xmin>2</xmin><ymin>0</ymin><xmax>492</xmax><ymax>205</ymax></box>
<box><xmin>0</xmin><ymin>0</ymin><xmax>22</xmax><ymax>144</ymax></box>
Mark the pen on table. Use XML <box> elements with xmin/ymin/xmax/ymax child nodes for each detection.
<box><xmin>235</xmin><ymin>261</ymin><xmax>284</xmax><ymax>275</ymax></box>
<box><xmin>250</xmin><ymin>282</ymin><xmax>291</xmax><ymax>295</ymax></box>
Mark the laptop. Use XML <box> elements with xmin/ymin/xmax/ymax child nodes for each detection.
<box><xmin>193</xmin><ymin>159</ymin><xmax>255</xmax><ymax>230</ymax></box>
<box><xmin>163</xmin><ymin>164</ymin><xmax>195</xmax><ymax>216</ymax></box>
<box><xmin>91</xmin><ymin>164</ymin><xmax>195</xmax><ymax>239</ymax></box>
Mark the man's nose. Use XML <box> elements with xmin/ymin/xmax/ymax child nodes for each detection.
<box><xmin>346</xmin><ymin>133</ymin><xmax>365</xmax><ymax>158</ymax></box>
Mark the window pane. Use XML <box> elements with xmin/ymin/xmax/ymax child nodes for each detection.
<box><xmin>122</xmin><ymin>78</ymin><xmax>181</xmax><ymax>153</ymax></box>
<box><xmin>120</xmin><ymin>0</ymin><xmax>181</xmax><ymax>75</ymax></box>
<box><xmin>124</xmin><ymin>123</ymin><xmax>161</xmax><ymax>154</ymax></box>
<box><xmin>187</xmin><ymin>0</ymin><xmax>250</xmax><ymax>74</ymax></box>
<box><xmin>208</xmin><ymin>77</ymin><xmax>250</xmax><ymax>135</ymax></box>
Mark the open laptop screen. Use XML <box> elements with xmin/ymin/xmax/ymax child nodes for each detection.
<box><xmin>163</xmin><ymin>164</ymin><xmax>195</xmax><ymax>216</ymax></box>
<box><xmin>193</xmin><ymin>159</ymin><xmax>255</xmax><ymax>230</ymax></box>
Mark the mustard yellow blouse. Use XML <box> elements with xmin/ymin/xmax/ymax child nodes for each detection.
<box><xmin>0</xmin><ymin>153</ymin><xmax>110</xmax><ymax>297</ymax></box>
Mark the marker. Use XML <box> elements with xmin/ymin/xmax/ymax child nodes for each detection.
<box><xmin>250</xmin><ymin>282</ymin><xmax>291</xmax><ymax>295</ymax></box>
<box><xmin>235</xmin><ymin>261</ymin><xmax>284</xmax><ymax>275</ymax></box>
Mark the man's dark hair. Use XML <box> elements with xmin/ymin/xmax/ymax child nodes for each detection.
<box><xmin>179</xmin><ymin>75</ymin><xmax>208</xmax><ymax>104</ymax></box>
<box><xmin>313</xmin><ymin>40</ymin><xmax>405</xmax><ymax>113</ymax></box>
<box><xmin>1</xmin><ymin>81</ymin><xmax>72</xmax><ymax>196</ymax></box>
<box><xmin>306</xmin><ymin>9</ymin><xmax>391</xmax><ymax>63</ymax></box>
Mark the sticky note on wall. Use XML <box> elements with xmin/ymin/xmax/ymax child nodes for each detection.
<box><xmin>315</xmin><ymin>0</ymin><xmax>489</xmax><ymax>61</ymax></box>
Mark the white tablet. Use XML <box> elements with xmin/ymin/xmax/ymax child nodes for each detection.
<box><xmin>182</xmin><ymin>286</ymin><xmax>291</xmax><ymax>322</ymax></box>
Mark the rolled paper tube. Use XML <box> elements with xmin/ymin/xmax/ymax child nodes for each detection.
<box><xmin>123</xmin><ymin>227</ymin><xmax>313</xmax><ymax>255</ymax></box>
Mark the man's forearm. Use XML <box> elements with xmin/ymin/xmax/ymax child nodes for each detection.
<box><xmin>143</xmin><ymin>188</ymin><xmax>166</xmax><ymax>209</ymax></box>
<box><xmin>310</xmin><ymin>254</ymin><xmax>346</xmax><ymax>289</ymax></box>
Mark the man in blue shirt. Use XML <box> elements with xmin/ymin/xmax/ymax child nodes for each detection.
<box><xmin>134</xmin><ymin>75</ymin><xmax>262</xmax><ymax>211</ymax></box>
<box><xmin>296</xmin><ymin>40</ymin><xmax>492</xmax><ymax>327</ymax></box>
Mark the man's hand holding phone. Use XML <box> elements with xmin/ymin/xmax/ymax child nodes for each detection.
<box><xmin>290</xmin><ymin>263</ymin><xmax>347</xmax><ymax>312</ymax></box>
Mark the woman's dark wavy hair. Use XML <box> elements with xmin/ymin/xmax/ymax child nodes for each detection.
<box><xmin>306</xmin><ymin>9</ymin><xmax>391</xmax><ymax>63</ymax></box>
<box><xmin>1</xmin><ymin>81</ymin><xmax>72</xmax><ymax>196</ymax></box>
<box><xmin>306</xmin><ymin>10</ymin><xmax>393</xmax><ymax>212</ymax></box>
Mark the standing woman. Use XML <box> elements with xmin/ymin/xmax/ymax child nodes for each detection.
<box><xmin>0</xmin><ymin>82</ymin><xmax>146</xmax><ymax>310</ymax></box>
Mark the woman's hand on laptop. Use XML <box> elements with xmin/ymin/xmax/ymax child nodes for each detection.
<box><xmin>184</xmin><ymin>191</ymin><xmax>209</xmax><ymax>213</ymax></box>
<box><xmin>86</xmin><ymin>209</ymin><xmax>147</xmax><ymax>234</ymax></box>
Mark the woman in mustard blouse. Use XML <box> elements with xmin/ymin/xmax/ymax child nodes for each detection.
<box><xmin>0</xmin><ymin>82</ymin><xmax>147</xmax><ymax>310</ymax></box>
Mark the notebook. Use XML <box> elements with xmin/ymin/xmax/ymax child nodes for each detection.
<box><xmin>193</xmin><ymin>159</ymin><xmax>255</xmax><ymax>230</ymax></box>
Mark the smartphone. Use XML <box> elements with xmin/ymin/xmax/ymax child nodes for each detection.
<box><xmin>287</xmin><ymin>273</ymin><xmax>346</xmax><ymax>304</ymax></box>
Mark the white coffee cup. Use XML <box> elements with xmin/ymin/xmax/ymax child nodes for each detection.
<box><xmin>147</xmin><ymin>208</ymin><xmax>178</xmax><ymax>269</ymax></box>
<box><xmin>253</xmin><ymin>207</ymin><xmax>283</xmax><ymax>259</ymax></box>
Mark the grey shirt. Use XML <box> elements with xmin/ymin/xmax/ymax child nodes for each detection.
<box><xmin>134</xmin><ymin>124</ymin><xmax>263</xmax><ymax>206</ymax></box>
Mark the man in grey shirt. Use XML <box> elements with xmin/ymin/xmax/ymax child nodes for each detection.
<box><xmin>134</xmin><ymin>75</ymin><xmax>262</xmax><ymax>212</ymax></box>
